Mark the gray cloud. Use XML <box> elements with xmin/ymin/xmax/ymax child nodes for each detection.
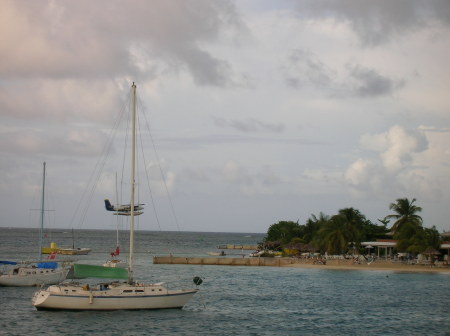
<box><xmin>283</xmin><ymin>49</ymin><xmax>334</xmax><ymax>89</ymax></box>
<box><xmin>0</xmin><ymin>0</ymin><xmax>242</xmax><ymax>86</ymax></box>
<box><xmin>283</xmin><ymin>50</ymin><xmax>404</xmax><ymax>98</ymax></box>
<box><xmin>347</xmin><ymin>64</ymin><xmax>405</xmax><ymax>98</ymax></box>
<box><xmin>292</xmin><ymin>0</ymin><xmax>450</xmax><ymax>46</ymax></box>
<box><xmin>213</xmin><ymin>117</ymin><xmax>285</xmax><ymax>133</ymax></box>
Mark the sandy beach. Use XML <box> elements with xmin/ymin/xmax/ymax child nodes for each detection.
<box><xmin>154</xmin><ymin>255</ymin><xmax>450</xmax><ymax>272</ymax></box>
<box><xmin>286</xmin><ymin>259</ymin><xmax>450</xmax><ymax>273</ymax></box>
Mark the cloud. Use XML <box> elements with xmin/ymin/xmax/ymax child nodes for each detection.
<box><xmin>221</xmin><ymin>160</ymin><xmax>282</xmax><ymax>196</ymax></box>
<box><xmin>222</xmin><ymin>160</ymin><xmax>252</xmax><ymax>185</ymax></box>
<box><xmin>361</xmin><ymin>125</ymin><xmax>428</xmax><ymax>172</ymax></box>
<box><xmin>344</xmin><ymin>125</ymin><xmax>443</xmax><ymax>198</ymax></box>
<box><xmin>0</xmin><ymin>0</ymin><xmax>243</xmax><ymax>86</ymax></box>
<box><xmin>0</xmin><ymin>128</ymin><xmax>107</xmax><ymax>157</ymax></box>
<box><xmin>344</xmin><ymin>159</ymin><xmax>386</xmax><ymax>196</ymax></box>
<box><xmin>282</xmin><ymin>50</ymin><xmax>404</xmax><ymax>97</ymax></box>
<box><xmin>0</xmin><ymin>80</ymin><xmax>121</xmax><ymax>122</ymax></box>
<box><xmin>292</xmin><ymin>0</ymin><xmax>450</xmax><ymax>46</ymax></box>
<box><xmin>346</xmin><ymin>64</ymin><xmax>405</xmax><ymax>97</ymax></box>
<box><xmin>282</xmin><ymin>49</ymin><xmax>335</xmax><ymax>89</ymax></box>
<box><xmin>213</xmin><ymin>117</ymin><xmax>284</xmax><ymax>133</ymax></box>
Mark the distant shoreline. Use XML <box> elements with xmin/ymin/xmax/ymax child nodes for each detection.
<box><xmin>153</xmin><ymin>256</ymin><xmax>450</xmax><ymax>272</ymax></box>
<box><xmin>285</xmin><ymin>260</ymin><xmax>450</xmax><ymax>273</ymax></box>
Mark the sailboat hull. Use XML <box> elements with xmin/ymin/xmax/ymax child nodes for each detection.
<box><xmin>32</xmin><ymin>282</ymin><xmax>198</xmax><ymax>310</ymax></box>
<box><xmin>0</xmin><ymin>267</ymin><xmax>68</xmax><ymax>287</ymax></box>
<box><xmin>58</xmin><ymin>248</ymin><xmax>92</xmax><ymax>255</ymax></box>
<box><xmin>103</xmin><ymin>259</ymin><xmax>127</xmax><ymax>268</ymax></box>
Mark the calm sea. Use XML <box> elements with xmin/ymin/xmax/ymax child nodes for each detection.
<box><xmin>0</xmin><ymin>228</ymin><xmax>449</xmax><ymax>336</ymax></box>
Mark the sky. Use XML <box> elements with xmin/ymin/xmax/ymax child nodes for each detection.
<box><xmin>1</xmin><ymin>0</ymin><xmax>449</xmax><ymax>234</ymax></box>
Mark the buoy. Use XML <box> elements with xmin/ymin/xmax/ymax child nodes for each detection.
<box><xmin>193</xmin><ymin>276</ymin><xmax>203</xmax><ymax>286</ymax></box>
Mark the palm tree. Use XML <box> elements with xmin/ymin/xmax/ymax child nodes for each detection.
<box><xmin>315</xmin><ymin>215</ymin><xmax>350</xmax><ymax>255</ymax></box>
<box><xmin>386</xmin><ymin>198</ymin><xmax>423</xmax><ymax>234</ymax></box>
<box><xmin>337</xmin><ymin>208</ymin><xmax>366</xmax><ymax>247</ymax></box>
<box><xmin>304</xmin><ymin>212</ymin><xmax>329</xmax><ymax>243</ymax></box>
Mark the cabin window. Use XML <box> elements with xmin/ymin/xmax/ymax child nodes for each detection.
<box><xmin>135</xmin><ymin>290</ymin><xmax>144</xmax><ymax>293</ymax></box>
<box><xmin>123</xmin><ymin>290</ymin><xmax>133</xmax><ymax>293</ymax></box>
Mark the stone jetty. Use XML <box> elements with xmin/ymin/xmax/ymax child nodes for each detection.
<box><xmin>153</xmin><ymin>256</ymin><xmax>297</xmax><ymax>267</ymax></box>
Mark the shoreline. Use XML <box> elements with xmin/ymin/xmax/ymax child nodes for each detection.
<box><xmin>154</xmin><ymin>256</ymin><xmax>450</xmax><ymax>273</ymax></box>
<box><xmin>285</xmin><ymin>260</ymin><xmax>450</xmax><ymax>273</ymax></box>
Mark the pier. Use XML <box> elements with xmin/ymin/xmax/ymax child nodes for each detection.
<box><xmin>153</xmin><ymin>256</ymin><xmax>297</xmax><ymax>267</ymax></box>
<box><xmin>217</xmin><ymin>244</ymin><xmax>258</xmax><ymax>250</ymax></box>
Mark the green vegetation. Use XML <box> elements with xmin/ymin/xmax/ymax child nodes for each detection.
<box><xmin>261</xmin><ymin>198</ymin><xmax>442</xmax><ymax>256</ymax></box>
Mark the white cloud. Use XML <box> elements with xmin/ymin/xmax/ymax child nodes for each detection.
<box><xmin>344</xmin><ymin>126</ymin><xmax>450</xmax><ymax>202</ymax></box>
<box><xmin>222</xmin><ymin>160</ymin><xmax>251</xmax><ymax>185</ymax></box>
<box><xmin>380</xmin><ymin>126</ymin><xmax>427</xmax><ymax>172</ymax></box>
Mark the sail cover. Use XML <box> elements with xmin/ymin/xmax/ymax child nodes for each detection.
<box><xmin>0</xmin><ymin>260</ymin><xmax>17</xmax><ymax>265</ymax></box>
<box><xmin>69</xmin><ymin>264</ymin><xmax>128</xmax><ymax>279</ymax></box>
<box><xmin>37</xmin><ymin>262</ymin><xmax>58</xmax><ymax>269</ymax></box>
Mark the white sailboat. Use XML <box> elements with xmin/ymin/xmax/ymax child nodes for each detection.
<box><xmin>0</xmin><ymin>162</ymin><xmax>68</xmax><ymax>286</ymax></box>
<box><xmin>32</xmin><ymin>83</ymin><xmax>200</xmax><ymax>310</ymax></box>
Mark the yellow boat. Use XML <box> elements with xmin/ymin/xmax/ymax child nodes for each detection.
<box><xmin>41</xmin><ymin>242</ymin><xmax>91</xmax><ymax>255</ymax></box>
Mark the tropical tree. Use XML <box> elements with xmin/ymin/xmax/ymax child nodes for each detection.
<box><xmin>303</xmin><ymin>212</ymin><xmax>329</xmax><ymax>243</ymax></box>
<box><xmin>423</xmin><ymin>226</ymin><xmax>442</xmax><ymax>251</ymax></box>
<box><xmin>362</xmin><ymin>219</ymin><xmax>390</xmax><ymax>242</ymax></box>
<box><xmin>385</xmin><ymin>198</ymin><xmax>423</xmax><ymax>234</ymax></box>
<box><xmin>337</xmin><ymin>208</ymin><xmax>366</xmax><ymax>248</ymax></box>
<box><xmin>314</xmin><ymin>215</ymin><xmax>350</xmax><ymax>254</ymax></box>
<box><xmin>395</xmin><ymin>221</ymin><xmax>426</xmax><ymax>254</ymax></box>
<box><xmin>264</xmin><ymin>220</ymin><xmax>302</xmax><ymax>245</ymax></box>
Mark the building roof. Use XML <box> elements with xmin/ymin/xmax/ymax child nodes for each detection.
<box><xmin>362</xmin><ymin>241</ymin><xmax>396</xmax><ymax>247</ymax></box>
<box><xmin>362</xmin><ymin>241</ymin><xmax>450</xmax><ymax>249</ymax></box>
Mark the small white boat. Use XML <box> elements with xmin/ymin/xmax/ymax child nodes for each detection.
<box><xmin>0</xmin><ymin>163</ymin><xmax>68</xmax><ymax>287</ymax></box>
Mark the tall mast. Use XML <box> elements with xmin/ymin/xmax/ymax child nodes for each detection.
<box><xmin>128</xmin><ymin>83</ymin><xmax>137</xmax><ymax>283</ymax></box>
<box><xmin>115</xmin><ymin>172</ymin><xmax>119</xmax><ymax>248</ymax></box>
<box><xmin>39</xmin><ymin>162</ymin><xmax>46</xmax><ymax>261</ymax></box>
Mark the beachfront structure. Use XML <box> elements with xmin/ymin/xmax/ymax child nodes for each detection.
<box><xmin>362</xmin><ymin>235</ymin><xmax>450</xmax><ymax>261</ymax></box>
<box><xmin>361</xmin><ymin>240</ymin><xmax>397</xmax><ymax>259</ymax></box>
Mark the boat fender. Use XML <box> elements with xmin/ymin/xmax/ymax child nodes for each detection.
<box><xmin>89</xmin><ymin>292</ymin><xmax>93</xmax><ymax>304</ymax></box>
<box><xmin>193</xmin><ymin>276</ymin><xmax>203</xmax><ymax>286</ymax></box>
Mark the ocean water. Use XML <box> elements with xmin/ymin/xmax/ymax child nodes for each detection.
<box><xmin>1</xmin><ymin>228</ymin><xmax>449</xmax><ymax>336</ymax></box>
